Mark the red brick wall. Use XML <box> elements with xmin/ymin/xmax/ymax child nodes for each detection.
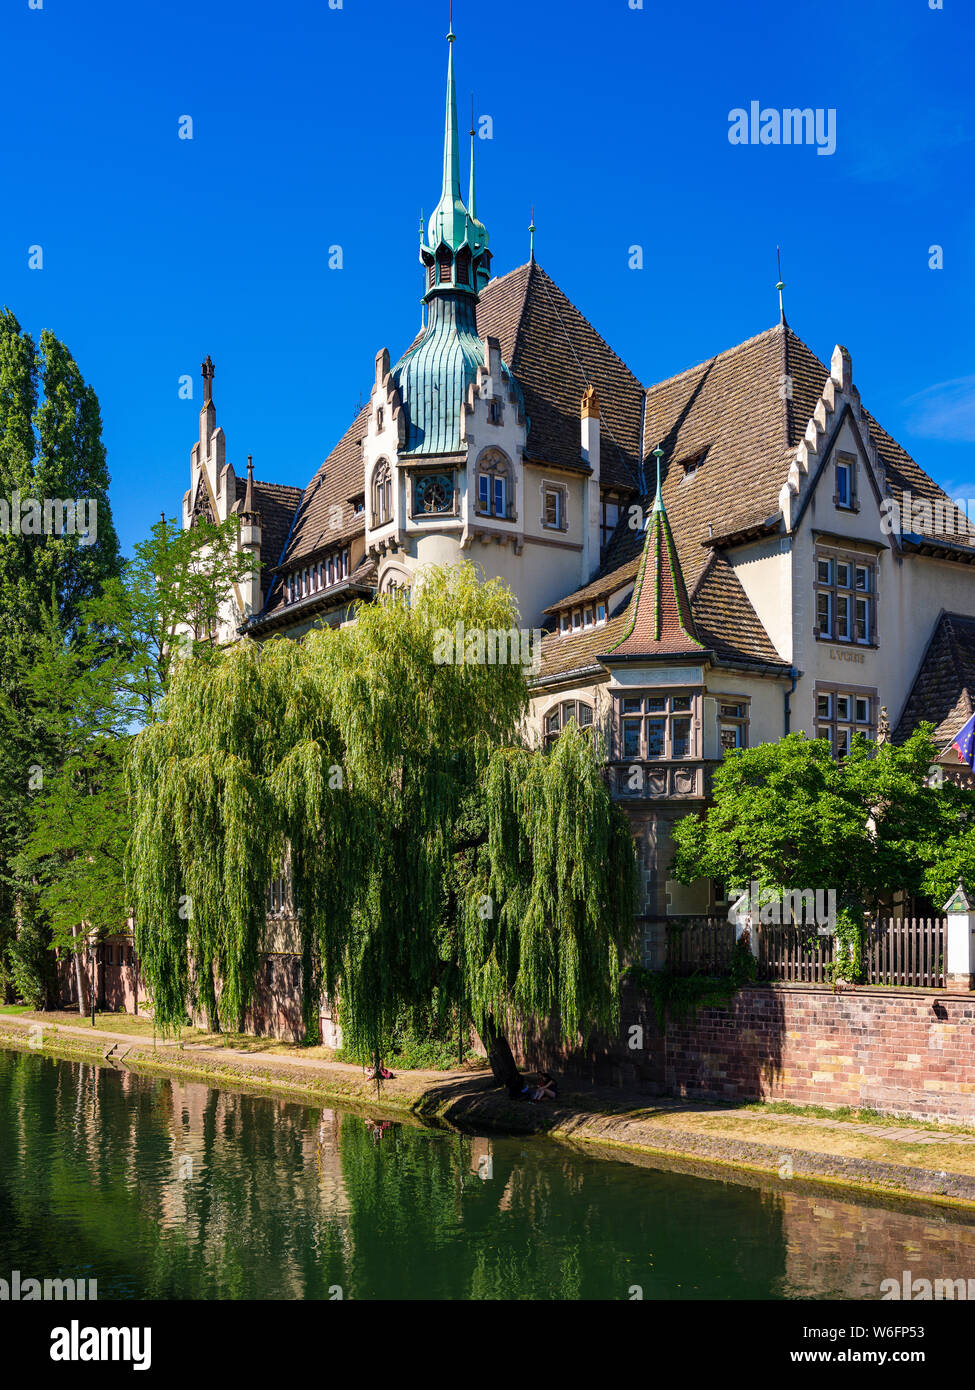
<box><xmin>615</xmin><ymin>984</ymin><xmax>975</xmax><ymax>1123</ymax></box>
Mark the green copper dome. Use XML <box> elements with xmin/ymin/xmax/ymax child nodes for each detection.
<box><xmin>393</xmin><ymin>294</ymin><xmax>484</xmax><ymax>456</ymax></box>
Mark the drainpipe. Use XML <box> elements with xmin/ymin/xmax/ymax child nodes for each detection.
<box><xmin>784</xmin><ymin>667</ymin><xmax>798</xmax><ymax>735</ymax></box>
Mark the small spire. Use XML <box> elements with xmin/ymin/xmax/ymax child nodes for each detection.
<box><xmin>776</xmin><ymin>246</ymin><xmax>787</xmax><ymax>326</ymax></box>
<box><xmin>652</xmin><ymin>445</ymin><xmax>665</xmax><ymax>513</ymax></box>
<box><xmin>529</xmin><ymin>205</ymin><xmax>536</xmax><ymax>261</ymax></box>
<box><xmin>243</xmin><ymin>454</ymin><xmax>256</xmax><ymax>515</ymax></box>
<box><xmin>441</xmin><ymin>8</ymin><xmax>460</xmax><ymax>210</ymax></box>
<box><xmin>201</xmin><ymin>354</ymin><xmax>215</xmax><ymax>405</ymax></box>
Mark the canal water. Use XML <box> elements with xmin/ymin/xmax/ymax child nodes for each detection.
<box><xmin>1</xmin><ymin>1046</ymin><xmax>972</xmax><ymax>1300</ymax></box>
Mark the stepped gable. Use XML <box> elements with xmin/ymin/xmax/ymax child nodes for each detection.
<box><xmin>894</xmin><ymin>612</ymin><xmax>975</xmax><ymax>745</ymax></box>
<box><xmin>477</xmin><ymin>261</ymin><xmax>645</xmax><ymax>493</ymax></box>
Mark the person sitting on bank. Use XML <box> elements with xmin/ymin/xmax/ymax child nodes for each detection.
<box><xmin>531</xmin><ymin>1072</ymin><xmax>557</xmax><ymax>1102</ymax></box>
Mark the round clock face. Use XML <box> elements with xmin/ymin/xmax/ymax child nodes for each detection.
<box><xmin>415</xmin><ymin>474</ymin><xmax>453</xmax><ymax>513</ymax></box>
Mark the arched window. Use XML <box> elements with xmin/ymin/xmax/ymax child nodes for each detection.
<box><xmin>475</xmin><ymin>448</ymin><xmax>513</xmax><ymax>520</ymax></box>
<box><xmin>372</xmin><ymin>459</ymin><xmax>392</xmax><ymax>526</ymax></box>
<box><xmin>543</xmin><ymin>700</ymin><xmax>595</xmax><ymax>748</ymax></box>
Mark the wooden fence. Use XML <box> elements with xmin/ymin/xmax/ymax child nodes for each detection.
<box><xmin>663</xmin><ymin>916</ymin><xmax>946</xmax><ymax>989</ymax></box>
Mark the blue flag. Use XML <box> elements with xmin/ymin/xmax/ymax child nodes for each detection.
<box><xmin>952</xmin><ymin>711</ymin><xmax>975</xmax><ymax>769</ymax></box>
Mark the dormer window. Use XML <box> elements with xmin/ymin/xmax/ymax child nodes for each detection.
<box><xmin>559</xmin><ymin>613</ymin><xmax>570</xmax><ymax>634</ymax></box>
<box><xmin>596</xmin><ymin>602</ymin><xmax>607</xmax><ymax>624</ymax></box>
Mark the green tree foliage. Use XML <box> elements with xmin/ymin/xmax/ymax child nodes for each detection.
<box><xmin>670</xmin><ymin>727</ymin><xmax>962</xmax><ymax>915</ymax></box>
<box><xmin>9</xmin><ymin>513</ymin><xmax>253</xmax><ymax>1012</ymax></box>
<box><xmin>127</xmin><ymin>564</ymin><xmax>638</xmax><ymax>1062</ymax></box>
<box><xmin>0</xmin><ymin>309</ymin><xmax>121</xmax><ymax>1002</ymax></box>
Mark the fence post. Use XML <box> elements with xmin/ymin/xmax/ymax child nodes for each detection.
<box><xmin>943</xmin><ymin>880</ymin><xmax>975</xmax><ymax>992</ymax></box>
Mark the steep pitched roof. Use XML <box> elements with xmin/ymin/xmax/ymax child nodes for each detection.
<box><xmin>691</xmin><ymin>553</ymin><xmax>789</xmax><ymax>668</ymax></box>
<box><xmin>476</xmin><ymin>262</ymin><xmax>645</xmax><ymax>491</ymax></box>
<box><xmin>894</xmin><ymin>612</ymin><xmax>975</xmax><ymax>745</ymax></box>
<box><xmin>261</xmin><ymin>404</ymin><xmax>370</xmax><ymax>615</ymax></box>
<box><xmin>601</xmin><ymin>491</ymin><xmax>706</xmax><ymax>662</ymax></box>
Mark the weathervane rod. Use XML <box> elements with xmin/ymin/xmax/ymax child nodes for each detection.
<box><xmin>776</xmin><ymin>245</ymin><xmax>787</xmax><ymax>326</ymax></box>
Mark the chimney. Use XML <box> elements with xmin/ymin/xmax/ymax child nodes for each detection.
<box><xmin>581</xmin><ymin>385</ymin><xmax>601</xmax><ymax>479</ymax></box>
<box><xmin>239</xmin><ymin>455</ymin><xmax>263</xmax><ymax>618</ymax></box>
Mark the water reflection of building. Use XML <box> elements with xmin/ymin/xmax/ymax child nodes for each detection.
<box><xmin>781</xmin><ymin>1189</ymin><xmax>975</xmax><ymax>1299</ymax></box>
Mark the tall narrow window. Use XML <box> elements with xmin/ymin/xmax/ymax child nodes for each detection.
<box><xmin>372</xmin><ymin>459</ymin><xmax>392</xmax><ymax>526</ymax></box>
<box><xmin>542</xmin><ymin>484</ymin><xmax>566</xmax><ymax>530</ymax></box>
<box><xmin>834</xmin><ymin>453</ymin><xmax>857</xmax><ymax>510</ymax></box>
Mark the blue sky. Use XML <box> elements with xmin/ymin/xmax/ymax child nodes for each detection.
<box><xmin>1</xmin><ymin>0</ymin><xmax>972</xmax><ymax>554</ymax></box>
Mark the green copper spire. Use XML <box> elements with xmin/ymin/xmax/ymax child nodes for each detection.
<box><xmin>652</xmin><ymin>445</ymin><xmax>665</xmax><ymax>513</ymax></box>
<box><xmin>426</xmin><ymin>23</ymin><xmax>469</xmax><ymax>257</ymax></box>
<box><xmin>420</xmin><ymin>22</ymin><xmax>490</xmax><ymax>298</ymax></box>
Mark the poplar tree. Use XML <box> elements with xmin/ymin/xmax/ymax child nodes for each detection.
<box><xmin>0</xmin><ymin>309</ymin><xmax>120</xmax><ymax>1002</ymax></box>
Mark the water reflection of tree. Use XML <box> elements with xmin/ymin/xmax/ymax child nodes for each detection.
<box><xmin>0</xmin><ymin>1052</ymin><xmax>351</xmax><ymax>1299</ymax></box>
<box><xmin>336</xmin><ymin>1116</ymin><xmax>792</xmax><ymax>1300</ymax></box>
<box><xmin>1</xmin><ymin>1050</ymin><xmax>801</xmax><ymax>1300</ymax></box>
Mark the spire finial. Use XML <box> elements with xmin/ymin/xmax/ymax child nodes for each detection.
<box><xmin>201</xmin><ymin>354</ymin><xmax>214</xmax><ymax>405</ymax></box>
<box><xmin>652</xmin><ymin>445</ymin><xmax>665</xmax><ymax>513</ymax></box>
<box><xmin>440</xmin><ymin>8</ymin><xmax>460</xmax><ymax>211</ymax></box>
<box><xmin>529</xmin><ymin>205</ymin><xmax>536</xmax><ymax>261</ymax></box>
<box><xmin>776</xmin><ymin>245</ymin><xmax>787</xmax><ymax>326</ymax></box>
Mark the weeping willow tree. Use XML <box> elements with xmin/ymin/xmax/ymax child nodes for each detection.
<box><xmin>127</xmin><ymin>562</ymin><xmax>638</xmax><ymax>1071</ymax></box>
<box><xmin>452</xmin><ymin>723</ymin><xmax>639</xmax><ymax>1088</ymax></box>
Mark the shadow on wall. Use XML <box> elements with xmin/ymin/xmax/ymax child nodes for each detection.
<box><xmin>489</xmin><ymin>983</ymin><xmax>787</xmax><ymax>1102</ymax></box>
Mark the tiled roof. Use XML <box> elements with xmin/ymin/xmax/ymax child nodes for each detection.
<box><xmin>232</xmin><ymin>475</ymin><xmax>303</xmax><ymax>608</ymax></box>
<box><xmin>262</xmin><ymin>404</ymin><xmax>370</xmax><ymax>614</ymax></box>
<box><xmin>476</xmin><ymin>262</ymin><xmax>645</xmax><ymax>492</ymax></box>
<box><xmin>542</xmin><ymin>556</ymin><xmax>641</xmax><ymax>614</ymax></box>
<box><xmin>602</xmin><ymin>499</ymin><xmax>705</xmax><ymax>661</ymax></box>
<box><xmin>535</xmin><ymin>609</ymin><xmax>630</xmax><ymax>685</ymax></box>
<box><xmin>894</xmin><ymin>612</ymin><xmax>975</xmax><ymax>745</ymax></box>
<box><xmin>691</xmin><ymin>553</ymin><xmax>789</xmax><ymax>668</ymax></box>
